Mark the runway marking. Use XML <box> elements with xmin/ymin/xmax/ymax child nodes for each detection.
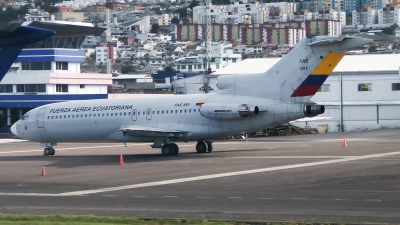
<box><xmin>366</xmin><ymin>199</ymin><xmax>382</xmax><ymax>202</ymax></box>
<box><xmin>233</xmin><ymin>156</ymin><xmax>353</xmax><ymax>159</ymax></box>
<box><xmin>195</xmin><ymin>197</ymin><xmax>211</xmax><ymax>199</ymax></box>
<box><xmin>132</xmin><ymin>196</ymin><xmax>146</xmax><ymax>198</ymax></box>
<box><xmin>1</xmin><ymin>150</ymin><xmax>400</xmax><ymax>197</ymax></box>
<box><xmin>163</xmin><ymin>196</ymin><xmax>178</xmax><ymax>198</ymax></box>
<box><xmin>102</xmin><ymin>195</ymin><xmax>117</xmax><ymax>197</ymax></box>
<box><xmin>228</xmin><ymin>197</ymin><xmax>242</xmax><ymax>199</ymax></box>
<box><xmin>293</xmin><ymin>198</ymin><xmax>309</xmax><ymax>200</ymax></box>
<box><xmin>259</xmin><ymin>198</ymin><xmax>275</xmax><ymax>200</ymax></box>
<box><xmin>332</xmin><ymin>199</ymin><xmax>346</xmax><ymax>201</ymax></box>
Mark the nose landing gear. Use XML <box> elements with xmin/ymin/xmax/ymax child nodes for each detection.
<box><xmin>43</xmin><ymin>147</ymin><xmax>55</xmax><ymax>156</ymax></box>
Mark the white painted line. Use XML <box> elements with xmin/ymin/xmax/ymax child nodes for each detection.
<box><xmin>132</xmin><ymin>196</ymin><xmax>146</xmax><ymax>198</ymax></box>
<box><xmin>195</xmin><ymin>197</ymin><xmax>211</xmax><ymax>199</ymax></box>
<box><xmin>2</xmin><ymin>150</ymin><xmax>400</xmax><ymax>197</ymax></box>
<box><xmin>259</xmin><ymin>198</ymin><xmax>275</xmax><ymax>200</ymax></box>
<box><xmin>366</xmin><ymin>199</ymin><xmax>382</xmax><ymax>202</ymax></box>
<box><xmin>293</xmin><ymin>198</ymin><xmax>309</xmax><ymax>200</ymax></box>
<box><xmin>102</xmin><ymin>195</ymin><xmax>117</xmax><ymax>197</ymax></box>
<box><xmin>0</xmin><ymin>139</ymin><xmax>28</xmax><ymax>144</ymax></box>
<box><xmin>233</xmin><ymin>156</ymin><xmax>352</xmax><ymax>159</ymax></box>
<box><xmin>228</xmin><ymin>197</ymin><xmax>242</xmax><ymax>199</ymax></box>
<box><xmin>332</xmin><ymin>199</ymin><xmax>346</xmax><ymax>201</ymax></box>
<box><xmin>0</xmin><ymin>144</ymin><xmax>149</xmax><ymax>154</ymax></box>
<box><xmin>163</xmin><ymin>196</ymin><xmax>178</xmax><ymax>198</ymax></box>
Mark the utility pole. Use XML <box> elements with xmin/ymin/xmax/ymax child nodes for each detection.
<box><xmin>106</xmin><ymin>0</ymin><xmax>113</xmax><ymax>74</ymax></box>
<box><xmin>201</xmin><ymin>0</ymin><xmax>212</xmax><ymax>93</ymax></box>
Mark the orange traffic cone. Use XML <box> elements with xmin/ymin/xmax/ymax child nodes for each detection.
<box><xmin>342</xmin><ymin>137</ymin><xmax>347</xmax><ymax>147</ymax></box>
<box><xmin>41</xmin><ymin>167</ymin><xmax>46</xmax><ymax>176</ymax></box>
<box><xmin>119</xmin><ymin>154</ymin><xmax>124</xmax><ymax>165</ymax></box>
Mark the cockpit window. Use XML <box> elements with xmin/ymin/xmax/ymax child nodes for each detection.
<box><xmin>21</xmin><ymin>114</ymin><xmax>29</xmax><ymax>120</ymax></box>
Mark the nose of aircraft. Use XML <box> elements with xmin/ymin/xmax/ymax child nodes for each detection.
<box><xmin>11</xmin><ymin>123</ymin><xmax>18</xmax><ymax>137</ymax></box>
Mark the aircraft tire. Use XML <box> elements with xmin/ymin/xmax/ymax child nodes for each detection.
<box><xmin>171</xmin><ymin>143</ymin><xmax>179</xmax><ymax>156</ymax></box>
<box><xmin>161</xmin><ymin>144</ymin><xmax>173</xmax><ymax>156</ymax></box>
<box><xmin>43</xmin><ymin>147</ymin><xmax>51</xmax><ymax>156</ymax></box>
<box><xmin>205</xmin><ymin>141</ymin><xmax>212</xmax><ymax>153</ymax></box>
<box><xmin>196</xmin><ymin>141</ymin><xmax>208</xmax><ymax>153</ymax></box>
<box><xmin>50</xmin><ymin>148</ymin><xmax>55</xmax><ymax>155</ymax></box>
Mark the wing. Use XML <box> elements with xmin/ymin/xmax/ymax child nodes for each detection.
<box><xmin>119</xmin><ymin>126</ymin><xmax>192</xmax><ymax>137</ymax></box>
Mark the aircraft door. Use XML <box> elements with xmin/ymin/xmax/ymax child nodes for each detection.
<box><xmin>131</xmin><ymin>109</ymin><xmax>137</xmax><ymax>121</ymax></box>
<box><xmin>36</xmin><ymin>107</ymin><xmax>46</xmax><ymax>128</ymax></box>
<box><xmin>146</xmin><ymin>108</ymin><xmax>152</xmax><ymax>120</ymax></box>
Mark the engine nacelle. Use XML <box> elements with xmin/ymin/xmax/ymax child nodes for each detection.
<box><xmin>200</xmin><ymin>103</ymin><xmax>259</xmax><ymax>120</ymax></box>
<box><xmin>303</xmin><ymin>103</ymin><xmax>325</xmax><ymax>117</ymax></box>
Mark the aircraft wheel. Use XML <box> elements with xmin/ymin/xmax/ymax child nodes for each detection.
<box><xmin>43</xmin><ymin>147</ymin><xmax>51</xmax><ymax>156</ymax></box>
<box><xmin>196</xmin><ymin>141</ymin><xmax>208</xmax><ymax>153</ymax></box>
<box><xmin>205</xmin><ymin>141</ymin><xmax>213</xmax><ymax>153</ymax></box>
<box><xmin>161</xmin><ymin>144</ymin><xmax>173</xmax><ymax>156</ymax></box>
<box><xmin>170</xmin><ymin>143</ymin><xmax>179</xmax><ymax>156</ymax></box>
<box><xmin>50</xmin><ymin>148</ymin><xmax>55</xmax><ymax>155</ymax></box>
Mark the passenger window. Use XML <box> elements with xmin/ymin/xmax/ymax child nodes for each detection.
<box><xmin>194</xmin><ymin>109</ymin><xmax>197</xmax><ymax>113</ymax></box>
<box><xmin>102</xmin><ymin>113</ymin><xmax>105</xmax><ymax>117</ymax></box>
<box><xmin>93</xmin><ymin>114</ymin><xmax>96</xmax><ymax>117</ymax></box>
<box><xmin>81</xmin><ymin>114</ymin><xmax>83</xmax><ymax>118</ymax></box>
<box><xmin>162</xmin><ymin>110</ymin><xmax>164</xmax><ymax>114</ymax></box>
<box><xmin>152</xmin><ymin>111</ymin><xmax>155</xmax><ymax>115</ymax></box>
<box><xmin>106</xmin><ymin>113</ymin><xmax>109</xmax><ymax>117</ymax></box>
<box><xmin>175</xmin><ymin>110</ymin><xmax>178</xmax><ymax>114</ymax></box>
<box><xmin>90</xmin><ymin>114</ymin><xmax>92</xmax><ymax>117</ymax></box>
<box><xmin>133</xmin><ymin>111</ymin><xmax>136</xmax><ymax>116</ymax></box>
<box><xmin>180</xmin><ymin>109</ymin><xmax>182</xmax><ymax>113</ymax></box>
<box><xmin>142</xmin><ymin>111</ymin><xmax>145</xmax><ymax>115</ymax></box>
<box><xmin>189</xmin><ymin>109</ymin><xmax>191</xmax><ymax>113</ymax></box>
<box><xmin>170</xmin><ymin>110</ymin><xmax>173</xmax><ymax>114</ymax></box>
<box><xmin>47</xmin><ymin>116</ymin><xmax>50</xmax><ymax>119</ymax></box>
<box><xmin>184</xmin><ymin>109</ymin><xmax>187</xmax><ymax>113</ymax></box>
<box><xmin>138</xmin><ymin>111</ymin><xmax>140</xmax><ymax>115</ymax></box>
<box><xmin>98</xmin><ymin>113</ymin><xmax>100</xmax><ymax>117</ymax></box>
<box><xmin>147</xmin><ymin>111</ymin><xmax>150</xmax><ymax>115</ymax></box>
<box><xmin>120</xmin><ymin>112</ymin><xmax>123</xmax><ymax>116</ymax></box>
<box><xmin>68</xmin><ymin>115</ymin><xmax>70</xmax><ymax>118</ymax></box>
<box><xmin>157</xmin><ymin>111</ymin><xmax>159</xmax><ymax>114</ymax></box>
<box><xmin>111</xmin><ymin>113</ymin><xmax>113</xmax><ymax>116</ymax></box>
<box><xmin>72</xmin><ymin>115</ymin><xmax>74</xmax><ymax>118</ymax></box>
<box><xmin>128</xmin><ymin>112</ymin><xmax>131</xmax><ymax>116</ymax></box>
<box><xmin>51</xmin><ymin>116</ymin><xmax>54</xmax><ymax>119</ymax></box>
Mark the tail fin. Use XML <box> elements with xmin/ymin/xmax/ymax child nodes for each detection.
<box><xmin>217</xmin><ymin>36</ymin><xmax>373</xmax><ymax>102</ymax></box>
<box><xmin>0</xmin><ymin>23</ymin><xmax>55</xmax><ymax>82</ymax></box>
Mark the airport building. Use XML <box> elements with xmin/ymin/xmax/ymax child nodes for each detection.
<box><xmin>175</xmin><ymin>54</ymin><xmax>400</xmax><ymax>132</ymax></box>
<box><xmin>0</xmin><ymin>21</ymin><xmax>107</xmax><ymax>133</ymax></box>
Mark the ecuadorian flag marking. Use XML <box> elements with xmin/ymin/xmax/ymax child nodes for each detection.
<box><xmin>291</xmin><ymin>52</ymin><xmax>346</xmax><ymax>97</ymax></box>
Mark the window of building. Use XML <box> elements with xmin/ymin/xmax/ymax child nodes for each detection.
<box><xmin>21</xmin><ymin>62</ymin><xmax>51</xmax><ymax>70</ymax></box>
<box><xmin>0</xmin><ymin>85</ymin><xmax>13</xmax><ymax>93</ymax></box>
<box><xmin>358</xmin><ymin>83</ymin><xmax>372</xmax><ymax>91</ymax></box>
<box><xmin>56</xmin><ymin>84</ymin><xmax>68</xmax><ymax>93</ymax></box>
<box><xmin>392</xmin><ymin>83</ymin><xmax>400</xmax><ymax>91</ymax></box>
<box><xmin>181</xmin><ymin>65</ymin><xmax>186</xmax><ymax>69</ymax></box>
<box><xmin>317</xmin><ymin>84</ymin><xmax>330</xmax><ymax>92</ymax></box>
<box><xmin>232</xmin><ymin>58</ymin><xmax>237</xmax><ymax>63</ymax></box>
<box><xmin>56</xmin><ymin>62</ymin><xmax>68</xmax><ymax>70</ymax></box>
<box><xmin>16</xmin><ymin>84</ymin><xmax>46</xmax><ymax>93</ymax></box>
<box><xmin>80</xmin><ymin>84</ymin><xmax>85</xmax><ymax>89</ymax></box>
<box><xmin>188</xmin><ymin>65</ymin><xmax>192</xmax><ymax>69</ymax></box>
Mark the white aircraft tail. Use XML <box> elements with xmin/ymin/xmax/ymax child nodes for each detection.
<box><xmin>217</xmin><ymin>36</ymin><xmax>373</xmax><ymax>102</ymax></box>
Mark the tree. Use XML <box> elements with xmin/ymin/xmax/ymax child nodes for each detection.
<box><xmin>121</xmin><ymin>64</ymin><xmax>135</xmax><ymax>74</ymax></box>
<box><xmin>368</xmin><ymin>45</ymin><xmax>377</xmax><ymax>52</ymax></box>
<box><xmin>181</xmin><ymin>17</ymin><xmax>189</xmax><ymax>25</ymax></box>
<box><xmin>164</xmin><ymin>65</ymin><xmax>174</xmax><ymax>71</ymax></box>
<box><xmin>189</xmin><ymin>0</ymin><xmax>198</xmax><ymax>9</ymax></box>
<box><xmin>171</xmin><ymin>17</ymin><xmax>180</xmax><ymax>25</ymax></box>
<box><xmin>174</xmin><ymin>8</ymin><xmax>187</xmax><ymax>18</ymax></box>
<box><xmin>150</xmin><ymin>23</ymin><xmax>160</xmax><ymax>33</ymax></box>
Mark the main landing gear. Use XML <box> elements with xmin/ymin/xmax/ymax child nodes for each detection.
<box><xmin>160</xmin><ymin>140</ymin><xmax>213</xmax><ymax>156</ymax></box>
<box><xmin>43</xmin><ymin>147</ymin><xmax>55</xmax><ymax>156</ymax></box>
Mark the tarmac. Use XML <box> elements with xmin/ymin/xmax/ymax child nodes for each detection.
<box><xmin>1</xmin><ymin>129</ymin><xmax>400</xmax><ymax>223</ymax></box>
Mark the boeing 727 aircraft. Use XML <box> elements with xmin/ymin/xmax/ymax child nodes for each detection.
<box><xmin>11</xmin><ymin>35</ymin><xmax>372</xmax><ymax>156</ymax></box>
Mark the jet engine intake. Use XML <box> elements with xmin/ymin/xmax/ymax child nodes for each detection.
<box><xmin>303</xmin><ymin>103</ymin><xmax>325</xmax><ymax>117</ymax></box>
<box><xmin>200</xmin><ymin>103</ymin><xmax>259</xmax><ymax>120</ymax></box>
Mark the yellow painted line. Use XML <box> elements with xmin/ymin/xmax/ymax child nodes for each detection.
<box><xmin>310</xmin><ymin>52</ymin><xmax>346</xmax><ymax>75</ymax></box>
